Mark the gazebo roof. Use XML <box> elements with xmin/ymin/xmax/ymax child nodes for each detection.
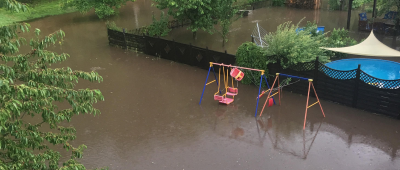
<box><xmin>321</xmin><ymin>31</ymin><xmax>400</xmax><ymax>57</ymax></box>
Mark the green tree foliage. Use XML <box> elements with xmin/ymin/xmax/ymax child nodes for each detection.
<box><xmin>324</xmin><ymin>28</ymin><xmax>357</xmax><ymax>58</ymax></box>
<box><xmin>328</xmin><ymin>0</ymin><xmax>373</xmax><ymax>10</ymax></box>
<box><xmin>154</xmin><ymin>0</ymin><xmax>241</xmax><ymax>41</ymax></box>
<box><xmin>214</xmin><ymin>0</ymin><xmax>240</xmax><ymax>46</ymax></box>
<box><xmin>1</xmin><ymin>0</ymin><xmax>105</xmax><ymax>169</ymax></box>
<box><xmin>302</xmin><ymin>21</ymin><xmax>357</xmax><ymax>58</ymax></box>
<box><xmin>148</xmin><ymin>11</ymin><xmax>171</xmax><ymax>37</ymax></box>
<box><xmin>263</xmin><ymin>21</ymin><xmax>329</xmax><ymax>68</ymax></box>
<box><xmin>61</xmin><ymin>0</ymin><xmax>135</xmax><ymax>19</ymax></box>
<box><xmin>154</xmin><ymin>0</ymin><xmax>217</xmax><ymax>34</ymax></box>
<box><xmin>272</xmin><ymin>0</ymin><xmax>285</xmax><ymax>6</ymax></box>
<box><xmin>375</xmin><ymin>0</ymin><xmax>400</xmax><ymax>33</ymax></box>
<box><xmin>376</xmin><ymin>0</ymin><xmax>400</xmax><ymax>19</ymax></box>
<box><xmin>0</xmin><ymin>0</ymin><xmax>28</xmax><ymax>12</ymax></box>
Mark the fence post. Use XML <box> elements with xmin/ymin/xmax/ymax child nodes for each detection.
<box><xmin>157</xmin><ymin>36</ymin><xmax>161</xmax><ymax>58</ymax></box>
<box><xmin>107</xmin><ymin>29</ymin><xmax>111</xmax><ymax>45</ymax></box>
<box><xmin>122</xmin><ymin>28</ymin><xmax>128</xmax><ymax>50</ymax></box>
<box><xmin>189</xmin><ymin>43</ymin><xmax>193</xmax><ymax>65</ymax></box>
<box><xmin>172</xmin><ymin>39</ymin><xmax>177</xmax><ymax>62</ymax></box>
<box><xmin>277</xmin><ymin>59</ymin><xmax>282</xmax><ymax>73</ymax></box>
<box><xmin>251</xmin><ymin>35</ymin><xmax>254</xmax><ymax>42</ymax></box>
<box><xmin>314</xmin><ymin>57</ymin><xmax>319</xmax><ymax>89</ymax></box>
<box><xmin>352</xmin><ymin>64</ymin><xmax>361</xmax><ymax>107</ymax></box>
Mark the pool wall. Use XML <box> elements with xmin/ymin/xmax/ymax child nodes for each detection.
<box><xmin>325</xmin><ymin>58</ymin><xmax>400</xmax><ymax>80</ymax></box>
<box><xmin>267</xmin><ymin>57</ymin><xmax>400</xmax><ymax>119</ymax></box>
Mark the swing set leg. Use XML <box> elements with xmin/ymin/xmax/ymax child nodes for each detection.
<box><xmin>259</xmin><ymin>75</ymin><xmax>279</xmax><ymax>117</ymax></box>
<box><xmin>255</xmin><ymin>73</ymin><xmax>264</xmax><ymax>117</ymax></box>
<box><xmin>303</xmin><ymin>82</ymin><xmax>311</xmax><ymax>130</ymax></box>
<box><xmin>199</xmin><ymin>66</ymin><xmax>212</xmax><ymax>105</ymax></box>
<box><xmin>263</xmin><ymin>75</ymin><xmax>277</xmax><ymax>105</ymax></box>
<box><xmin>312</xmin><ymin>82</ymin><xmax>325</xmax><ymax>117</ymax></box>
<box><xmin>304</xmin><ymin>82</ymin><xmax>325</xmax><ymax>130</ymax></box>
<box><xmin>278</xmin><ymin>76</ymin><xmax>281</xmax><ymax>105</ymax></box>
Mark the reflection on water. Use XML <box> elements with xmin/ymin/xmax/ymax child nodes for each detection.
<box><xmin>23</xmin><ymin>0</ymin><xmax>400</xmax><ymax>169</ymax></box>
<box><xmin>257</xmin><ymin>115</ymin><xmax>324</xmax><ymax>160</ymax></box>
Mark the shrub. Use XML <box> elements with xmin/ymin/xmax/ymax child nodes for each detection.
<box><xmin>236</xmin><ymin>42</ymin><xmax>273</xmax><ymax>86</ymax></box>
<box><xmin>235</xmin><ymin>20</ymin><xmax>357</xmax><ymax>87</ymax></box>
<box><xmin>105</xmin><ymin>21</ymin><xmax>122</xmax><ymax>32</ymax></box>
<box><xmin>324</xmin><ymin>28</ymin><xmax>357</xmax><ymax>58</ymax></box>
<box><xmin>263</xmin><ymin>20</ymin><xmax>330</xmax><ymax>68</ymax></box>
<box><xmin>272</xmin><ymin>0</ymin><xmax>285</xmax><ymax>6</ymax></box>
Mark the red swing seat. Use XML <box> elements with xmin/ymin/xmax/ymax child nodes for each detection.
<box><xmin>214</xmin><ymin>95</ymin><xmax>224</xmax><ymax>101</ymax></box>
<box><xmin>219</xmin><ymin>97</ymin><xmax>234</xmax><ymax>104</ymax></box>
<box><xmin>230</xmin><ymin>68</ymin><xmax>244</xmax><ymax>81</ymax></box>
<box><xmin>226</xmin><ymin>87</ymin><xmax>238</xmax><ymax>96</ymax></box>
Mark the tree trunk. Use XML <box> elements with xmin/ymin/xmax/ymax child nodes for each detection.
<box><xmin>392</xmin><ymin>18</ymin><xmax>399</xmax><ymax>49</ymax></box>
<box><xmin>193</xmin><ymin>31</ymin><xmax>197</xmax><ymax>40</ymax></box>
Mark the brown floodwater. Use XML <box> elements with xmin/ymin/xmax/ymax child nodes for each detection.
<box><xmin>23</xmin><ymin>0</ymin><xmax>400</xmax><ymax>169</ymax></box>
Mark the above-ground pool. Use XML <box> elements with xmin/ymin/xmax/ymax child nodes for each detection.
<box><xmin>325</xmin><ymin>58</ymin><xmax>400</xmax><ymax>80</ymax></box>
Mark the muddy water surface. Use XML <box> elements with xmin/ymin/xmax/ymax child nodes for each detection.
<box><xmin>25</xmin><ymin>0</ymin><xmax>400</xmax><ymax>169</ymax></box>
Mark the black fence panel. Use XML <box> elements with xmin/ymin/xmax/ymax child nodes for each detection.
<box><xmin>144</xmin><ymin>36</ymin><xmax>160</xmax><ymax>57</ymax></box>
<box><xmin>190</xmin><ymin>47</ymin><xmax>211</xmax><ymax>70</ymax></box>
<box><xmin>314</xmin><ymin>64</ymin><xmax>357</xmax><ymax>106</ymax></box>
<box><xmin>174</xmin><ymin>42</ymin><xmax>193</xmax><ymax>66</ymax></box>
<box><xmin>356</xmin><ymin>72</ymin><xmax>400</xmax><ymax>118</ymax></box>
<box><xmin>125</xmin><ymin>34</ymin><xmax>146</xmax><ymax>51</ymax></box>
<box><xmin>157</xmin><ymin>39</ymin><xmax>176</xmax><ymax>61</ymax></box>
<box><xmin>316</xmin><ymin>73</ymin><xmax>356</xmax><ymax>106</ymax></box>
<box><xmin>108</xmin><ymin>29</ymin><xmax>235</xmax><ymax>70</ymax></box>
<box><xmin>277</xmin><ymin>62</ymin><xmax>315</xmax><ymax>95</ymax></box>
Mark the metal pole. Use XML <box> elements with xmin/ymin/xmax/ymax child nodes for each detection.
<box><xmin>303</xmin><ymin>81</ymin><xmax>312</xmax><ymax>130</ymax></box>
<box><xmin>255</xmin><ymin>73</ymin><xmax>264</xmax><ymax>117</ymax></box>
<box><xmin>372</xmin><ymin>0</ymin><xmax>377</xmax><ymax>18</ymax></box>
<box><xmin>263</xmin><ymin>75</ymin><xmax>276</xmax><ymax>105</ymax></box>
<box><xmin>352</xmin><ymin>64</ymin><xmax>361</xmax><ymax>107</ymax></box>
<box><xmin>257</xmin><ymin>23</ymin><xmax>263</xmax><ymax>48</ymax></box>
<box><xmin>199</xmin><ymin>66</ymin><xmax>212</xmax><ymax>105</ymax></box>
<box><xmin>346</xmin><ymin>0</ymin><xmax>353</xmax><ymax>30</ymax></box>
<box><xmin>211</xmin><ymin>67</ymin><xmax>221</xmax><ymax>95</ymax></box>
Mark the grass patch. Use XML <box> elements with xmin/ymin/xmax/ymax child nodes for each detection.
<box><xmin>0</xmin><ymin>0</ymin><xmax>77</xmax><ymax>26</ymax></box>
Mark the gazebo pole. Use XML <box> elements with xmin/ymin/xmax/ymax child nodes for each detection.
<box><xmin>346</xmin><ymin>0</ymin><xmax>353</xmax><ymax>30</ymax></box>
<box><xmin>372</xmin><ymin>0</ymin><xmax>377</xmax><ymax>18</ymax></box>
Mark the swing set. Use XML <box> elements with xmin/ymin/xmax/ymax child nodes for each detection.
<box><xmin>257</xmin><ymin>73</ymin><xmax>326</xmax><ymax>129</ymax></box>
<box><xmin>199</xmin><ymin>62</ymin><xmax>277</xmax><ymax>106</ymax></box>
<box><xmin>199</xmin><ymin>62</ymin><xmax>325</xmax><ymax>129</ymax></box>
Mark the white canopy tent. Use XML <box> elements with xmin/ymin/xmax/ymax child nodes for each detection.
<box><xmin>321</xmin><ymin>31</ymin><xmax>400</xmax><ymax>57</ymax></box>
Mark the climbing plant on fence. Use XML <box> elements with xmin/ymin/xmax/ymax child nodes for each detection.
<box><xmin>147</xmin><ymin>11</ymin><xmax>171</xmax><ymax>37</ymax></box>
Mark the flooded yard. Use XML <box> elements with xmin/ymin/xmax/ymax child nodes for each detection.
<box><xmin>24</xmin><ymin>0</ymin><xmax>400</xmax><ymax>169</ymax></box>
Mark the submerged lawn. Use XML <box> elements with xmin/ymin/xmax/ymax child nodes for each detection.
<box><xmin>0</xmin><ymin>0</ymin><xmax>77</xmax><ymax>26</ymax></box>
